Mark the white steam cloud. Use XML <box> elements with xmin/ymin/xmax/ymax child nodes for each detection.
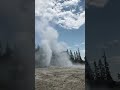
<box><xmin>35</xmin><ymin>18</ymin><xmax>72</xmax><ymax>67</ymax></box>
<box><xmin>35</xmin><ymin>0</ymin><xmax>85</xmax><ymax>29</ymax></box>
<box><xmin>35</xmin><ymin>0</ymin><xmax>85</xmax><ymax>67</ymax></box>
<box><xmin>86</xmin><ymin>0</ymin><xmax>108</xmax><ymax>7</ymax></box>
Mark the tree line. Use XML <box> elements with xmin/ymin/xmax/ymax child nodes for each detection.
<box><xmin>85</xmin><ymin>51</ymin><xmax>120</xmax><ymax>88</ymax></box>
<box><xmin>66</xmin><ymin>48</ymin><xmax>85</xmax><ymax>64</ymax></box>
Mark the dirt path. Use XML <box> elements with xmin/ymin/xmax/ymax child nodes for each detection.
<box><xmin>35</xmin><ymin>67</ymin><xmax>85</xmax><ymax>90</ymax></box>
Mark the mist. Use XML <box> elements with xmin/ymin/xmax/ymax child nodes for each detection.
<box><xmin>35</xmin><ymin>17</ymin><xmax>73</xmax><ymax>68</ymax></box>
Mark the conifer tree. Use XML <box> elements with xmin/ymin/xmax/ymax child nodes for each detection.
<box><xmin>73</xmin><ymin>51</ymin><xmax>76</xmax><ymax>63</ymax></box>
<box><xmin>98</xmin><ymin>59</ymin><xmax>102</xmax><ymax>79</ymax></box>
<box><xmin>78</xmin><ymin>48</ymin><xmax>83</xmax><ymax>63</ymax></box>
<box><xmin>102</xmin><ymin>50</ymin><xmax>113</xmax><ymax>81</ymax></box>
<box><xmin>94</xmin><ymin>61</ymin><xmax>100</xmax><ymax>80</ymax></box>
<box><xmin>75</xmin><ymin>51</ymin><xmax>78</xmax><ymax>63</ymax></box>
<box><xmin>66</xmin><ymin>49</ymin><xmax>69</xmax><ymax>55</ymax></box>
<box><xmin>85</xmin><ymin>56</ymin><xmax>94</xmax><ymax>80</ymax></box>
<box><xmin>98</xmin><ymin>59</ymin><xmax>106</xmax><ymax>80</ymax></box>
<box><xmin>70</xmin><ymin>50</ymin><xmax>74</xmax><ymax>63</ymax></box>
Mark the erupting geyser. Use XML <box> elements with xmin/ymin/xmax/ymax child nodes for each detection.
<box><xmin>35</xmin><ymin>47</ymin><xmax>73</xmax><ymax>68</ymax></box>
<box><xmin>35</xmin><ymin>0</ymin><xmax>85</xmax><ymax>68</ymax></box>
<box><xmin>35</xmin><ymin>18</ymin><xmax>72</xmax><ymax>68</ymax></box>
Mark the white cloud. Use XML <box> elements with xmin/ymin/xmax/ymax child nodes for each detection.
<box><xmin>97</xmin><ymin>40</ymin><xmax>120</xmax><ymax>49</ymax></box>
<box><xmin>108</xmin><ymin>40</ymin><xmax>120</xmax><ymax>46</ymax></box>
<box><xmin>35</xmin><ymin>0</ymin><xmax>85</xmax><ymax>30</ymax></box>
<box><xmin>86</xmin><ymin>0</ymin><xmax>108</xmax><ymax>7</ymax></box>
<box><xmin>67</xmin><ymin>46</ymin><xmax>72</xmax><ymax>49</ymax></box>
<box><xmin>81</xmin><ymin>42</ymin><xmax>85</xmax><ymax>45</ymax></box>
<box><xmin>74</xmin><ymin>42</ymin><xmax>85</xmax><ymax>47</ymax></box>
<box><xmin>74</xmin><ymin>44</ymin><xmax>79</xmax><ymax>47</ymax></box>
<box><xmin>80</xmin><ymin>49</ymin><xmax>85</xmax><ymax>53</ymax></box>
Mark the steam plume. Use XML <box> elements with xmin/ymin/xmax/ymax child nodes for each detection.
<box><xmin>35</xmin><ymin>18</ymin><xmax>72</xmax><ymax>67</ymax></box>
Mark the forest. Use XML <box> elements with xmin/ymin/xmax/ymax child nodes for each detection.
<box><xmin>66</xmin><ymin>49</ymin><xmax>85</xmax><ymax>64</ymax></box>
<box><xmin>85</xmin><ymin>51</ymin><xmax>120</xmax><ymax>88</ymax></box>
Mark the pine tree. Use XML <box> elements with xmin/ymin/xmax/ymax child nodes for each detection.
<box><xmin>66</xmin><ymin>49</ymin><xmax>69</xmax><ymax>55</ymax></box>
<box><xmin>98</xmin><ymin>59</ymin><xmax>102</xmax><ymax>79</ymax></box>
<box><xmin>74</xmin><ymin>51</ymin><xmax>77</xmax><ymax>63</ymax></box>
<box><xmin>98</xmin><ymin>59</ymin><xmax>106</xmax><ymax>80</ymax></box>
<box><xmin>69</xmin><ymin>50</ymin><xmax>74</xmax><ymax>63</ymax></box>
<box><xmin>85</xmin><ymin>56</ymin><xmax>94</xmax><ymax>80</ymax></box>
<box><xmin>94</xmin><ymin>60</ymin><xmax>101</xmax><ymax>80</ymax></box>
<box><xmin>102</xmin><ymin>50</ymin><xmax>113</xmax><ymax>81</ymax></box>
<box><xmin>77</xmin><ymin>48</ymin><xmax>83</xmax><ymax>63</ymax></box>
<box><xmin>75</xmin><ymin>51</ymin><xmax>79</xmax><ymax>63</ymax></box>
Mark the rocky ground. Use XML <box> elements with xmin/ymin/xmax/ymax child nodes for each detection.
<box><xmin>35</xmin><ymin>66</ymin><xmax>85</xmax><ymax>90</ymax></box>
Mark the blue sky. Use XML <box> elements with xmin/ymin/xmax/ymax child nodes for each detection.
<box><xmin>56</xmin><ymin>24</ymin><xmax>85</xmax><ymax>59</ymax></box>
<box><xmin>56</xmin><ymin>24</ymin><xmax>85</xmax><ymax>51</ymax></box>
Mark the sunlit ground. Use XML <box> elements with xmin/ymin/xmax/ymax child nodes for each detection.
<box><xmin>35</xmin><ymin>66</ymin><xmax>85</xmax><ymax>90</ymax></box>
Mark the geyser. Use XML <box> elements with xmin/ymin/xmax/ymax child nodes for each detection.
<box><xmin>35</xmin><ymin>18</ymin><xmax>72</xmax><ymax>68</ymax></box>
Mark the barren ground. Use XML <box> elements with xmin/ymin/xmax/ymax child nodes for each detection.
<box><xmin>35</xmin><ymin>67</ymin><xmax>85</xmax><ymax>90</ymax></box>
